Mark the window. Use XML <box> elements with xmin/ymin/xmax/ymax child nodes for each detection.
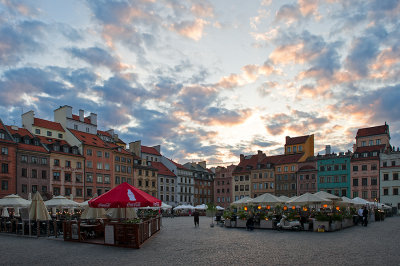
<box><xmin>383</xmin><ymin>161</ymin><xmax>387</xmax><ymax>167</ymax></box>
<box><xmin>86</xmin><ymin>173</ymin><xmax>93</xmax><ymax>183</ymax></box>
<box><xmin>53</xmin><ymin>172</ymin><xmax>60</xmax><ymax>180</ymax></box>
<box><xmin>31</xmin><ymin>157</ymin><xmax>38</xmax><ymax>164</ymax></box>
<box><xmin>86</xmin><ymin>128</ymin><xmax>90</xmax><ymax>133</ymax></box>
<box><xmin>24</xmin><ymin>138</ymin><xmax>30</xmax><ymax>144</ymax></box>
<box><xmin>58</xmin><ymin>133</ymin><xmax>63</xmax><ymax>138</ymax></box>
<box><xmin>353</xmin><ymin>165</ymin><xmax>358</xmax><ymax>172</ymax></box>
<box><xmin>392</xmin><ymin>161</ymin><xmax>396</xmax><ymax>166</ymax></box>
<box><xmin>138</xmin><ymin>180</ymin><xmax>142</xmax><ymax>186</ymax></box>
<box><xmin>53</xmin><ymin>187</ymin><xmax>60</xmax><ymax>196</ymax></box>
<box><xmin>54</xmin><ymin>145</ymin><xmax>60</xmax><ymax>151</ymax></box>
<box><xmin>22</xmin><ymin>184</ymin><xmax>27</xmax><ymax>193</ymax></box>
<box><xmin>122</xmin><ymin>177</ymin><xmax>126</xmax><ymax>183</ymax></box>
<box><xmin>22</xmin><ymin>168</ymin><xmax>27</xmax><ymax>177</ymax></box>
<box><xmin>0</xmin><ymin>132</ymin><xmax>5</xmax><ymax>139</ymax></box>
<box><xmin>115</xmin><ymin>176</ymin><xmax>120</xmax><ymax>184</ymax></box>
<box><xmin>76</xmin><ymin>188</ymin><xmax>82</xmax><ymax>197</ymax></box>
<box><xmin>42</xmin><ymin>186</ymin><xmax>47</xmax><ymax>193</ymax></box>
<box><xmin>277</xmin><ymin>167</ymin><xmax>281</xmax><ymax>172</ymax></box>
<box><xmin>121</xmin><ymin>166</ymin><xmax>126</xmax><ymax>173</ymax></box>
<box><xmin>342</xmin><ymin>164</ymin><xmax>347</xmax><ymax>170</ymax></box>
<box><xmin>65</xmin><ymin>173</ymin><xmax>72</xmax><ymax>182</ymax></box>
<box><xmin>369</xmin><ymin>140</ymin><xmax>373</xmax><ymax>146</ymax></box>
<box><xmin>371</xmin><ymin>190</ymin><xmax>377</xmax><ymax>199</ymax></box>
<box><xmin>31</xmin><ymin>169</ymin><xmax>37</xmax><ymax>178</ymax></box>
<box><xmin>65</xmin><ymin>160</ymin><xmax>71</xmax><ymax>167</ymax></box>
<box><xmin>361</xmin><ymin>141</ymin><xmax>366</xmax><ymax>147</ymax></box>
<box><xmin>341</xmin><ymin>175</ymin><xmax>347</xmax><ymax>183</ymax></box>
<box><xmin>371</xmin><ymin>178</ymin><xmax>377</xmax><ymax>186</ymax></box>
<box><xmin>97</xmin><ymin>162</ymin><xmax>102</xmax><ymax>170</ymax></box>
<box><xmin>284</xmin><ymin>166</ymin><xmax>288</xmax><ymax>172</ymax></box>
<box><xmin>104</xmin><ymin>175</ymin><xmax>110</xmax><ymax>184</ymax></box>
<box><xmin>105</xmin><ymin>152</ymin><xmax>110</xmax><ymax>158</ymax></box>
<box><xmin>97</xmin><ymin>151</ymin><xmax>102</xmax><ymax>157</ymax></box>
<box><xmin>362</xmin><ymin>165</ymin><xmax>367</xmax><ymax>171</ymax></box>
<box><xmin>287</xmin><ymin>147</ymin><xmax>291</xmax><ymax>153</ymax></box>
<box><xmin>47</xmin><ymin>131</ymin><xmax>52</xmax><ymax>136</ymax></box>
<box><xmin>353</xmin><ymin>178</ymin><xmax>358</xmax><ymax>186</ymax></box>
<box><xmin>32</xmin><ymin>185</ymin><xmax>38</xmax><ymax>193</ymax></box>
<box><xmin>74</xmin><ymin>125</ymin><xmax>78</xmax><ymax>130</ymax></box>
<box><xmin>334</xmin><ymin>165</ymin><xmax>339</xmax><ymax>171</ymax></box>
<box><xmin>105</xmin><ymin>163</ymin><xmax>110</xmax><ymax>170</ymax></box>
<box><xmin>320</xmin><ymin>176</ymin><xmax>324</xmax><ymax>183</ymax></box>
<box><xmin>394</xmin><ymin>173</ymin><xmax>399</xmax><ymax>180</ymax></box>
<box><xmin>115</xmin><ymin>156</ymin><xmax>120</xmax><ymax>162</ymax></box>
<box><xmin>362</xmin><ymin>191</ymin><xmax>368</xmax><ymax>199</ymax></box>
<box><xmin>320</xmin><ymin>166</ymin><xmax>325</xmax><ymax>171</ymax></box>
<box><xmin>383</xmin><ymin>188</ymin><xmax>389</xmax><ymax>195</ymax></box>
<box><xmin>115</xmin><ymin>165</ymin><xmax>120</xmax><ymax>172</ymax></box>
<box><xmin>41</xmin><ymin>170</ymin><xmax>47</xmax><ymax>179</ymax></box>
<box><xmin>76</xmin><ymin>162</ymin><xmax>82</xmax><ymax>169</ymax></box>
<box><xmin>65</xmin><ymin>187</ymin><xmax>71</xmax><ymax>196</ymax></box>
<box><xmin>1</xmin><ymin>180</ymin><xmax>8</xmax><ymax>191</ymax></box>
<box><xmin>86</xmin><ymin>149</ymin><xmax>92</xmax><ymax>156</ymax></box>
<box><xmin>293</xmin><ymin>146</ymin><xmax>297</xmax><ymax>153</ymax></box>
<box><xmin>86</xmin><ymin>188</ymin><xmax>92</xmax><ymax>197</ymax></box>
<box><xmin>291</xmin><ymin>165</ymin><xmax>295</xmax><ymax>171</ymax></box>
<box><xmin>54</xmin><ymin>159</ymin><xmax>60</xmax><ymax>166</ymax></box>
<box><xmin>384</xmin><ymin>174</ymin><xmax>389</xmax><ymax>181</ymax></box>
<box><xmin>1</xmin><ymin>163</ymin><xmax>8</xmax><ymax>173</ymax></box>
<box><xmin>87</xmin><ymin>161</ymin><xmax>93</xmax><ymax>168</ymax></box>
<box><xmin>362</xmin><ymin>178</ymin><xmax>368</xmax><ymax>186</ymax></box>
<box><xmin>76</xmin><ymin>174</ymin><xmax>82</xmax><ymax>183</ymax></box>
<box><xmin>1</xmin><ymin>147</ymin><xmax>8</xmax><ymax>155</ymax></box>
<box><xmin>63</xmin><ymin>146</ymin><xmax>69</xmax><ymax>153</ymax></box>
<box><xmin>394</xmin><ymin>188</ymin><xmax>399</xmax><ymax>195</ymax></box>
<box><xmin>353</xmin><ymin>191</ymin><xmax>358</xmax><ymax>198</ymax></box>
<box><xmin>371</xmin><ymin>164</ymin><xmax>377</xmax><ymax>170</ymax></box>
<box><xmin>376</xmin><ymin>139</ymin><xmax>381</xmax><ymax>145</ymax></box>
<box><xmin>127</xmin><ymin>178</ymin><xmax>132</xmax><ymax>185</ymax></box>
<box><xmin>97</xmin><ymin>174</ymin><xmax>103</xmax><ymax>183</ymax></box>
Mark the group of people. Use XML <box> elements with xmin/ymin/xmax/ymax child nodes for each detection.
<box><xmin>358</xmin><ymin>206</ymin><xmax>369</xmax><ymax>226</ymax></box>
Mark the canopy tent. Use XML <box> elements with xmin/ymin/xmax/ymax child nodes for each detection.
<box><xmin>216</xmin><ymin>206</ymin><xmax>225</xmax><ymax>210</ymax></box>
<box><xmin>161</xmin><ymin>202</ymin><xmax>173</xmax><ymax>210</ymax></box>
<box><xmin>0</xmin><ymin>194</ymin><xmax>31</xmax><ymax>208</ymax></box>
<box><xmin>174</xmin><ymin>204</ymin><xmax>195</xmax><ymax>210</ymax></box>
<box><xmin>89</xmin><ymin>182</ymin><xmax>161</xmax><ymax>208</ymax></box>
<box><xmin>107</xmin><ymin>208</ymin><xmax>138</xmax><ymax>219</ymax></box>
<box><xmin>45</xmin><ymin>195</ymin><xmax>80</xmax><ymax>208</ymax></box>
<box><xmin>314</xmin><ymin>191</ymin><xmax>342</xmax><ymax>201</ymax></box>
<box><xmin>287</xmin><ymin>193</ymin><xmax>332</xmax><ymax>206</ymax></box>
<box><xmin>278</xmin><ymin>195</ymin><xmax>290</xmax><ymax>202</ymax></box>
<box><xmin>29</xmin><ymin>192</ymin><xmax>51</xmax><ymax>221</ymax></box>
<box><xmin>252</xmin><ymin>193</ymin><xmax>284</xmax><ymax>205</ymax></box>
<box><xmin>352</xmin><ymin>197</ymin><xmax>370</xmax><ymax>205</ymax></box>
<box><xmin>194</xmin><ymin>204</ymin><xmax>207</xmax><ymax>210</ymax></box>
<box><xmin>231</xmin><ymin>196</ymin><xmax>253</xmax><ymax>206</ymax></box>
<box><xmin>80</xmin><ymin>206</ymin><xmax>107</xmax><ymax>219</ymax></box>
<box><xmin>337</xmin><ymin>196</ymin><xmax>359</xmax><ymax>206</ymax></box>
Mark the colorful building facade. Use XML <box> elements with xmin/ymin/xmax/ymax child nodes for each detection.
<box><xmin>380</xmin><ymin>151</ymin><xmax>400</xmax><ymax>214</ymax></box>
<box><xmin>214</xmin><ymin>165</ymin><xmax>235</xmax><ymax>208</ymax></box>
<box><xmin>0</xmin><ymin>120</ymin><xmax>17</xmax><ymax>197</ymax></box>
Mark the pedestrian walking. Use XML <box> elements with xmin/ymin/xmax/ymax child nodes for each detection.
<box><xmin>358</xmin><ymin>207</ymin><xmax>364</xmax><ymax>225</ymax></box>
<box><xmin>363</xmin><ymin>206</ymin><xmax>369</xmax><ymax>226</ymax></box>
<box><xmin>193</xmin><ymin>210</ymin><xmax>200</xmax><ymax>227</ymax></box>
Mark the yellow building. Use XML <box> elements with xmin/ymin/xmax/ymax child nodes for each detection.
<box><xmin>284</xmin><ymin>135</ymin><xmax>314</xmax><ymax>162</ymax></box>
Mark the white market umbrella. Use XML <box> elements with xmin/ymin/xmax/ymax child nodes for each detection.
<box><xmin>287</xmin><ymin>193</ymin><xmax>332</xmax><ymax>206</ymax></box>
<box><xmin>0</xmin><ymin>194</ymin><xmax>31</xmax><ymax>207</ymax></box>
<box><xmin>337</xmin><ymin>196</ymin><xmax>358</xmax><ymax>206</ymax></box>
<box><xmin>1</xmin><ymin>208</ymin><xmax>9</xmax><ymax>217</ymax></box>
<box><xmin>45</xmin><ymin>195</ymin><xmax>80</xmax><ymax>208</ymax></box>
<box><xmin>194</xmin><ymin>204</ymin><xmax>208</xmax><ymax>210</ymax></box>
<box><xmin>216</xmin><ymin>206</ymin><xmax>224</xmax><ymax>210</ymax></box>
<box><xmin>231</xmin><ymin>197</ymin><xmax>253</xmax><ymax>206</ymax></box>
<box><xmin>174</xmin><ymin>204</ymin><xmax>195</xmax><ymax>210</ymax></box>
<box><xmin>352</xmin><ymin>197</ymin><xmax>370</xmax><ymax>205</ymax></box>
<box><xmin>278</xmin><ymin>195</ymin><xmax>290</xmax><ymax>201</ymax></box>
<box><xmin>29</xmin><ymin>192</ymin><xmax>51</xmax><ymax>236</ymax></box>
<box><xmin>161</xmin><ymin>202</ymin><xmax>172</xmax><ymax>210</ymax></box>
<box><xmin>252</xmin><ymin>193</ymin><xmax>284</xmax><ymax>205</ymax></box>
<box><xmin>81</xmin><ymin>206</ymin><xmax>107</xmax><ymax>219</ymax></box>
<box><xmin>314</xmin><ymin>191</ymin><xmax>342</xmax><ymax>201</ymax></box>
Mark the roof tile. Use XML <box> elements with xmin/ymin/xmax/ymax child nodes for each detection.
<box><xmin>33</xmin><ymin>118</ymin><xmax>65</xmax><ymax>132</ymax></box>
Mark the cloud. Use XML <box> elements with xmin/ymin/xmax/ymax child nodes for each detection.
<box><xmin>170</xmin><ymin>19</ymin><xmax>208</xmax><ymax>41</ymax></box>
<box><xmin>257</xmin><ymin>81</ymin><xmax>278</xmax><ymax>97</ymax></box>
<box><xmin>275</xmin><ymin>4</ymin><xmax>302</xmax><ymax>25</ymax></box>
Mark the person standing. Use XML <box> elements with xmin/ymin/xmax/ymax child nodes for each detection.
<box><xmin>193</xmin><ymin>210</ymin><xmax>200</xmax><ymax>227</ymax></box>
<box><xmin>362</xmin><ymin>207</ymin><xmax>369</xmax><ymax>226</ymax></box>
<box><xmin>358</xmin><ymin>207</ymin><xmax>364</xmax><ymax>225</ymax></box>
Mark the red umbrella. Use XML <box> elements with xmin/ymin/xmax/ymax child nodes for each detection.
<box><xmin>88</xmin><ymin>182</ymin><xmax>161</xmax><ymax>208</ymax></box>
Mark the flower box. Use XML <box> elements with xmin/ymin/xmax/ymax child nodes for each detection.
<box><xmin>259</xmin><ymin>219</ymin><xmax>273</xmax><ymax>229</ymax></box>
<box><xmin>313</xmin><ymin>221</ymin><xmax>330</xmax><ymax>232</ymax></box>
<box><xmin>235</xmin><ymin>219</ymin><xmax>247</xmax><ymax>228</ymax></box>
<box><xmin>341</xmin><ymin>218</ymin><xmax>353</xmax><ymax>228</ymax></box>
<box><xmin>224</xmin><ymin>219</ymin><xmax>232</xmax><ymax>228</ymax></box>
<box><xmin>330</xmin><ymin>220</ymin><xmax>342</xmax><ymax>231</ymax></box>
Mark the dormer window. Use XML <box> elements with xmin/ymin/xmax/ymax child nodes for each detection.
<box><xmin>54</xmin><ymin>145</ymin><xmax>60</xmax><ymax>151</ymax></box>
<box><xmin>34</xmin><ymin>140</ymin><xmax>39</xmax><ymax>146</ymax></box>
<box><xmin>74</xmin><ymin>125</ymin><xmax>78</xmax><ymax>130</ymax></box>
<box><xmin>0</xmin><ymin>132</ymin><xmax>5</xmax><ymax>139</ymax></box>
<box><xmin>63</xmin><ymin>146</ymin><xmax>69</xmax><ymax>153</ymax></box>
<box><xmin>47</xmin><ymin>131</ymin><xmax>52</xmax><ymax>136</ymax></box>
<box><xmin>35</xmin><ymin>129</ymin><xmax>40</xmax><ymax>134</ymax></box>
<box><xmin>362</xmin><ymin>153</ymin><xmax>368</xmax><ymax>158</ymax></box>
<box><xmin>354</xmin><ymin>154</ymin><xmax>359</xmax><ymax>158</ymax></box>
<box><xmin>24</xmin><ymin>138</ymin><xmax>30</xmax><ymax>144</ymax></box>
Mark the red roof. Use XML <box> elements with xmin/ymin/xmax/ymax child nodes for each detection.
<box><xmin>167</xmin><ymin>158</ymin><xmax>187</xmax><ymax>170</ymax></box>
<box><xmin>33</xmin><ymin>118</ymin><xmax>65</xmax><ymax>132</ymax></box>
<box><xmin>285</xmin><ymin>135</ymin><xmax>311</xmax><ymax>145</ymax></box>
<box><xmin>299</xmin><ymin>165</ymin><xmax>317</xmax><ymax>171</ymax></box>
<box><xmin>17</xmin><ymin>143</ymin><xmax>48</xmax><ymax>153</ymax></box>
<box><xmin>356</xmin><ymin>125</ymin><xmax>389</xmax><ymax>138</ymax></box>
<box><xmin>234</xmin><ymin>154</ymin><xmax>264</xmax><ymax>174</ymax></box>
<box><xmin>141</xmin><ymin>145</ymin><xmax>161</xmax><ymax>156</ymax></box>
<box><xmin>261</xmin><ymin>153</ymin><xmax>304</xmax><ymax>165</ymax></box>
<box><xmin>69</xmin><ymin>129</ymin><xmax>109</xmax><ymax>148</ymax></box>
<box><xmin>0</xmin><ymin>121</ymin><xmax>15</xmax><ymax>144</ymax></box>
<box><xmin>36</xmin><ymin>135</ymin><xmax>69</xmax><ymax>146</ymax></box>
<box><xmin>6</xmin><ymin>126</ymin><xmax>33</xmax><ymax>138</ymax></box>
<box><xmin>71</xmin><ymin>114</ymin><xmax>92</xmax><ymax>124</ymax></box>
<box><xmin>107</xmin><ymin>142</ymin><xmax>131</xmax><ymax>155</ymax></box>
<box><xmin>97</xmin><ymin>130</ymin><xmax>112</xmax><ymax>137</ymax></box>
<box><xmin>151</xmin><ymin>162</ymin><xmax>176</xmax><ymax>177</ymax></box>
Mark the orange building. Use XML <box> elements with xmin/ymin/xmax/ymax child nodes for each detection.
<box><xmin>284</xmin><ymin>134</ymin><xmax>314</xmax><ymax>162</ymax></box>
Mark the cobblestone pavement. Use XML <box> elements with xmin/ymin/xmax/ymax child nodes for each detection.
<box><xmin>1</xmin><ymin>216</ymin><xmax>399</xmax><ymax>266</ymax></box>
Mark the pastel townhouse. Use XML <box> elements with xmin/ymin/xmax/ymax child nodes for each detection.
<box><xmin>184</xmin><ymin>161</ymin><xmax>214</xmax><ymax>205</ymax></box>
<box><xmin>0</xmin><ymin>119</ymin><xmax>17</xmax><ymax>198</ymax></box>
<box><xmin>380</xmin><ymin>150</ymin><xmax>400</xmax><ymax>213</ymax></box>
<box><xmin>250</xmin><ymin>156</ymin><xmax>275</xmax><ymax>198</ymax></box>
<box><xmin>297</xmin><ymin>157</ymin><xmax>318</xmax><ymax>195</ymax></box>
<box><xmin>214</xmin><ymin>165</ymin><xmax>235</xmax><ymax>209</ymax></box>
<box><xmin>317</xmin><ymin>147</ymin><xmax>351</xmax><ymax>197</ymax></box>
<box><xmin>351</xmin><ymin>124</ymin><xmax>390</xmax><ymax>201</ymax></box>
<box><xmin>151</xmin><ymin>161</ymin><xmax>176</xmax><ymax>206</ymax></box>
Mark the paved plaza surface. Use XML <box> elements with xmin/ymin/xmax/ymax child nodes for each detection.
<box><xmin>1</xmin><ymin>216</ymin><xmax>399</xmax><ymax>266</ymax></box>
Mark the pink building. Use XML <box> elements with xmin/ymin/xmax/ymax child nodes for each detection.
<box><xmin>297</xmin><ymin>158</ymin><xmax>317</xmax><ymax>195</ymax></box>
<box><xmin>214</xmin><ymin>165</ymin><xmax>235</xmax><ymax>209</ymax></box>
<box><xmin>351</xmin><ymin>124</ymin><xmax>390</xmax><ymax>201</ymax></box>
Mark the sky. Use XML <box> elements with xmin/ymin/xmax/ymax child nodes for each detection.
<box><xmin>1</xmin><ymin>0</ymin><xmax>400</xmax><ymax>167</ymax></box>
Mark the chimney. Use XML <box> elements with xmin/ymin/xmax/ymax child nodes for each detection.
<box><xmin>79</xmin><ymin>109</ymin><xmax>84</xmax><ymax>122</ymax></box>
<box><xmin>325</xmin><ymin>145</ymin><xmax>331</xmax><ymax>155</ymax></box>
<box><xmin>286</xmin><ymin>136</ymin><xmax>290</xmax><ymax>144</ymax></box>
<box><xmin>21</xmin><ymin>110</ymin><xmax>34</xmax><ymax>132</ymax></box>
<box><xmin>90</xmin><ymin>112</ymin><xmax>97</xmax><ymax>125</ymax></box>
<box><xmin>152</xmin><ymin>145</ymin><xmax>161</xmax><ymax>153</ymax></box>
<box><xmin>198</xmin><ymin>161</ymin><xmax>206</xmax><ymax>169</ymax></box>
<box><xmin>128</xmin><ymin>140</ymin><xmax>141</xmax><ymax>157</ymax></box>
<box><xmin>240</xmin><ymin>154</ymin><xmax>244</xmax><ymax>162</ymax></box>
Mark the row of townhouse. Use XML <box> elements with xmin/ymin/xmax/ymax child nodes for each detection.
<box><xmin>213</xmin><ymin>124</ymin><xmax>400</xmax><ymax>212</ymax></box>
<box><xmin>0</xmin><ymin>105</ymin><xmax>215</xmax><ymax>207</ymax></box>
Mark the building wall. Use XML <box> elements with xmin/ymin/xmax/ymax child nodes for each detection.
<box><xmin>214</xmin><ymin>166</ymin><xmax>234</xmax><ymax>209</ymax></box>
<box><xmin>133</xmin><ymin>163</ymin><xmax>158</xmax><ymax>198</ymax></box>
<box><xmin>275</xmin><ymin>163</ymin><xmax>298</xmax><ymax>197</ymax></box>
<box><xmin>232</xmin><ymin>172</ymin><xmax>251</xmax><ymax>201</ymax></box>
<box><xmin>177</xmin><ymin>168</ymin><xmax>194</xmax><ymax>205</ymax></box>
<box><xmin>0</xmin><ymin>142</ymin><xmax>17</xmax><ymax>197</ymax></box>
<box><xmin>317</xmin><ymin>155</ymin><xmax>351</xmax><ymax>197</ymax></box>
<box><xmin>158</xmin><ymin>174</ymin><xmax>176</xmax><ymax>205</ymax></box>
<box><xmin>380</xmin><ymin>152</ymin><xmax>400</xmax><ymax>213</ymax></box>
<box><xmin>16</xmin><ymin>150</ymin><xmax>50</xmax><ymax>200</ymax></box>
<box><xmin>356</xmin><ymin>135</ymin><xmax>390</xmax><ymax>150</ymax></box>
<box><xmin>351</xmin><ymin>159</ymin><xmax>380</xmax><ymax>201</ymax></box>
<box><xmin>250</xmin><ymin>167</ymin><xmax>274</xmax><ymax>198</ymax></box>
<box><xmin>49</xmin><ymin>153</ymin><xmax>85</xmax><ymax>202</ymax></box>
<box><xmin>297</xmin><ymin>160</ymin><xmax>317</xmax><ymax>195</ymax></box>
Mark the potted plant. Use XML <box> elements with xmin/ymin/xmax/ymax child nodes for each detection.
<box><xmin>223</xmin><ymin>211</ymin><xmax>233</xmax><ymax>227</ymax></box>
<box><xmin>314</xmin><ymin>213</ymin><xmax>330</xmax><ymax>232</ymax></box>
<box><xmin>206</xmin><ymin>203</ymin><xmax>217</xmax><ymax>227</ymax></box>
<box><xmin>236</xmin><ymin>211</ymin><xmax>248</xmax><ymax>228</ymax></box>
<box><xmin>259</xmin><ymin>212</ymin><xmax>273</xmax><ymax>229</ymax></box>
<box><xmin>330</xmin><ymin>213</ymin><xmax>343</xmax><ymax>231</ymax></box>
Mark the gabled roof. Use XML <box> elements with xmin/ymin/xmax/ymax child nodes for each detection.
<box><xmin>71</xmin><ymin>114</ymin><xmax>92</xmax><ymax>124</ymax></box>
<box><xmin>356</xmin><ymin>125</ymin><xmax>389</xmax><ymax>138</ymax></box>
<box><xmin>6</xmin><ymin>126</ymin><xmax>33</xmax><ymax>138</ymax></box>
<box><xmin>285</xmin><ymin>135</ymin><xmax>311</xmax><ymax>145</ymax></box>
<box><xmin>97</xmin><ymin>130</ymin><xmax>112</xmax><ymax>137</ymax></box>
<box><xmin>167</xmin><ymin>158</ymin><xmax>187</xmax><ymax>170</ymax></box>
<box><xmin>33</xmin><ymin>118</ymin><xmax>65</xmax><ymax>132</ymax></box>
<box><xmin>36</xmin><ymin>136</ymin><xmax>69</xmax><ymax>146</ymax></box>
<box><xmin>69</xmin><ymin>129</ymin><xmax>109</xmax><ymax>148</ymax></box>
<box><xmin>261</xmin><ymin>153</ymin><xmax>304</xmax><ymax>165</ymax></box>
<box><xmin>151</xmin><ymin>162</ymin><xmax>176</xmax><ymax>177</ymax></box>
<box><xmin>0</xmin><ymin>120</ymin><xmax>15</xmax><ymax>144</ymax></box>
<box><xmin>233</xmin><ymin>154</ymin><xmax>262</xmax><ymax>174</ymax></box>
<box><xmin>141</xmin><ymin>145</ymin><xmax>161</xmax><ymax>156</ymax></box>
<box><xmin>17</xmin><ymin>143</ymin><xmax>48</xmax><ymax>153</ymax></box>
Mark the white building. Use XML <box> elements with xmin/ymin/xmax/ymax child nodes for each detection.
<box><xmin>380</xmin><ymin>151</ymin><xmax>400</xmax><ymax>214</ymax></box>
